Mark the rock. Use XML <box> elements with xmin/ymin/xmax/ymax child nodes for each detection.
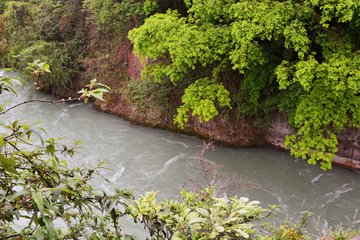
<box><xmin>267</xmin><ymin>112</ymin><xmax>360</xmax><ymax>171</ymax></box>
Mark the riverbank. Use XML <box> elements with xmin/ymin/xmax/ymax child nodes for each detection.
<box><xmin>3</xmin><ymin>82</ymin><xmax>360</xmax><ymax>239</ymax></box>
<box><xmin>39</xmin><ymin>52</ymin><xmax>360</xmax><ymax>172</ymax></box>
<box><xmin>90</xmin><ymin>88</ymin><xmax>360</xmax><ymax>172</ymax></box>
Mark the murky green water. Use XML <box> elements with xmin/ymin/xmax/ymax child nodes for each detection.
<box><xmin>1</xmin><ymin>70</ymin><xmax>360</xmax><ymax>238</ymax></box>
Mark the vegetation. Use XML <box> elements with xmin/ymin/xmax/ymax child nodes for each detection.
<box><xmin>0</xmin><ymin>66</ymin><xmax>283</xmax><ymax>239</ymax></box>
<box><xmin>131</xmin><ymin>187</ymin><xmax>275</xmax><ymax>240</ymax></box>
<box><xmin>1</xmin><ymin>62</ymin><xmax>360</xmax><ymax>239</ymax></box>
<box><xmin>128</xmin><ymin>0</ymin><xmax>360</xmax><ymax>170</ymax></box>
<box><xmin>127</xmin><ymin>78</ymin><xmax>174</xmax><ymax>116</ymax></box>
<box><xmin>84</xmin><ymin>0</ymin><xmax>145</xmax><ymax>35</ymax></box>
<box><xmin>0</xmin><ymin>66</ymin><xmax>135</xmax><ymax>239</ymax></box>
<box><xmin>0</xmin><ymin>0</ymin><xmax>87</xmax><ymax>88</ymax></box>
<box><xmin>0</xmin><ymin>0</ymin><xmax>359</xmax><ymax>173</ymax></box>
<box><xmin>315</xmin><ymin>210</ymin><xmax>360</xmax><ymax>240</ymax></box>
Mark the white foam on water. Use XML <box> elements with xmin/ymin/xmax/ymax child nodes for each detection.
<box><xmin>321</xmin><ymin>183</ymin><xmax>354</xmax><ymax>207</ymax></box>
<box><xmin>110</xmin><ymin>165</ymin><xmax>125</xmax><ymax>182</ymax></box>
<box><xmin>311</xmin><ymin>174</ymin><xmax>324</xmax><ymax>184</ymax></box>
<box><xmin>67</xmin><ymin>103</ymin><xmax>84</xmax><ymax>108</ymax></box>
<box><xmin>152</xmin><ymin>153</ymin><xmax>185</xmax><ymax>178</ymax></box>
<box><xmin>299</xmin><ymin>167</ymin><xmax>313</xmax><ymax>176</ymax></box>
<box><xmin>161</xmin><ymin>138</ymin><xmax>189</xmax><ymax>149</ymax></box>
<box><xmin>310</xmin><ymin>173</ymin><xmax>335</xmax><ymax>185</ymax></box>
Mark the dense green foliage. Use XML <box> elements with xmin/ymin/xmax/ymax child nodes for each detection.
<box><xmin>0</xmin><ymin>0</ymin><xmax>87</xmax><ymax>87</ymax></box>
<box><xmin>84</xmin><ymin>0</ymin><xmax>145</xmax><ymax>34</ymax></box>
<box><xmin>129</xmin><ymin>0</ymin><xmax>360</xmax><ymax>170</ymax></box>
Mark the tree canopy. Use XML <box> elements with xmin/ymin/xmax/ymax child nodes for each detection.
<box><xmin>129</xmin><ymin>0</ymin><xmax>360</xmax><ymax>170</ymax></box>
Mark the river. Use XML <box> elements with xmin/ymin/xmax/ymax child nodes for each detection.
<box><xmin>1</xmin><ymin>70</ymin><xmax>360</xmax><ymax>238</ymax></box>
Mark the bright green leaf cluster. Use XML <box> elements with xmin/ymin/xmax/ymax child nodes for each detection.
<box><xmin>174</xmin><ymin>78</ymin><xmax>231</xmax><ymax>128</ymax></box>
<box><xmin>129</xmin><ymin>187</ymin><xmax>273</xmax><ymax>239</ymax></box>
<box><xmin>78</xmin><ymin>78</ymin><xmax>112</xmax><ymax>102</ymax></box>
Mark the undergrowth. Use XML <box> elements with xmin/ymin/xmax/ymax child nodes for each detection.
<box><xmin>127</xmin><ymin>78</ymin><xmax>175</xmax><ymax>115</ymax></box>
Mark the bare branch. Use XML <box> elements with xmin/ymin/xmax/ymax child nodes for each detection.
<box><xmin>0</xmin><ymin>98</ymin><xmax>82</xmax><ymax>116</ymax></box>
<box><xmin>187</xmin><ymin>141</ymin><xmax>262</xmax><ymax>197</ymax></box>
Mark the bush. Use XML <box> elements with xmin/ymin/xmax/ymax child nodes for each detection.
<box><xmin>0</xmin><ymin>67</ymin><xmax>134</xmax><ymax>239</ymax></box>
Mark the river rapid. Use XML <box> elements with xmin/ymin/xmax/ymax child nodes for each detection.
<box><xmin>1</xmin><ymin>70</ymin><xmax>360</xmax><ymax>238</ymax></box>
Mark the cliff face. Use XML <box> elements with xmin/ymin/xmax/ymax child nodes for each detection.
<box><xmin>267</xmin><ymin>112</ymin><xmax>360</xmax><ymax>171</ymax></box>
<box><xmin>93</xmin><ymin>93</ymin><xmax>268</xmax><ymax>147</ymax></box>
<box><xmin>93</xmin><ymin>91</ymin><xmax>360</xmax><ymax>171</ymax></box>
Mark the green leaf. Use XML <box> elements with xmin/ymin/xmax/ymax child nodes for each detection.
<box><xmin>39</xmin><ymin>127</ymin><xmax>47</xmax><ymax>134</ymax></box>
<box><xmin>0</xmin><ymin>153</ymin><xmax>9</xmax><ymax>169</ymax></box>
<box><xmin>31</xmin><ymin>121</ymin><xmax>44</xmax><ymax>126</ymax></box>
<box><xmin>6</xmin><ymin>86</ymin><xmax>18</xmax><ymax>97</ymax></box>
<box><xmin>12</xmin><ymin>119</ymin><xmax>19</xmax><ymax>129</ymax></box>
<box><xmin>7</xmin><ymin>167</ymin><xmax>20</xmax><ymax>175</ymax></box>
<box><xmin>93</xmin><ymin>82</ymin><xmax>112</xmax><ymax>90</ymax></box>
<box><xmin>41</xmin><ymin>63</ymin><xmax>50</xmax><ymax>70</ymax></box>
<box><xmin>52</xmin><ymin>189</ymin><xmax>61</xmax><ymax>202</ymax></box>
<box><xmin>92</xmin><ymin>88</ymin><xmax>110</xmax><ymax>93</ymax></box>
<box><xmin>31</xmin><ymin>234</ymin><xmax>44</xmax><ymax>240</ymax></box>
<box><xmin>58</xmin><ymin>203</ymin><xmax>64</xmax><ymax>215</ymax></box>
<box><xmin>234</xmin><ymin>228</ymin><xmax>249</xmax><ymax>238</ymax></box>
<box><xmin>32</xmin><ymin>191</ymin><xmax>44</xmax><ymax>215</ymax></box>
<box><xmin>110</xmin><ymin>208</ymin><xmax>117</xmax><ymax>226</ymax></box>
<box><xmin>44</xmin><ymin>201</ymin><xmax>61</xmax><ymax>216</ymax></box>
<box><xmin>12</xmin><ymin>190</ymin><xmax>30</xmax><ymax>200</ymax></box>
<box><xmin>9</xmin><ymin>157</ymin><xmax>15</xmax><ymax>168</ymax></box>
<box><xmin>46</xmin><ymin>144</ymin><xmax>55</xmax><ymax>156</ymax></box>
<box><xmin>90</xmin><ymin>91</ymin><xmax>105</xmax><ymax>101</ymax></box>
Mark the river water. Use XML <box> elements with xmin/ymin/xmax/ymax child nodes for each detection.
<box><xmin>1</xmin><ymin>70</ymin><xmax>360</xmax><ymax>238</ymax></box>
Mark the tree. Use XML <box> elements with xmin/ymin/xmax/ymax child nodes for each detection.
<box><xmin>128</xmin><ymin>0</ymin><xmax>360</xmax><ymax>170</ymax></box>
